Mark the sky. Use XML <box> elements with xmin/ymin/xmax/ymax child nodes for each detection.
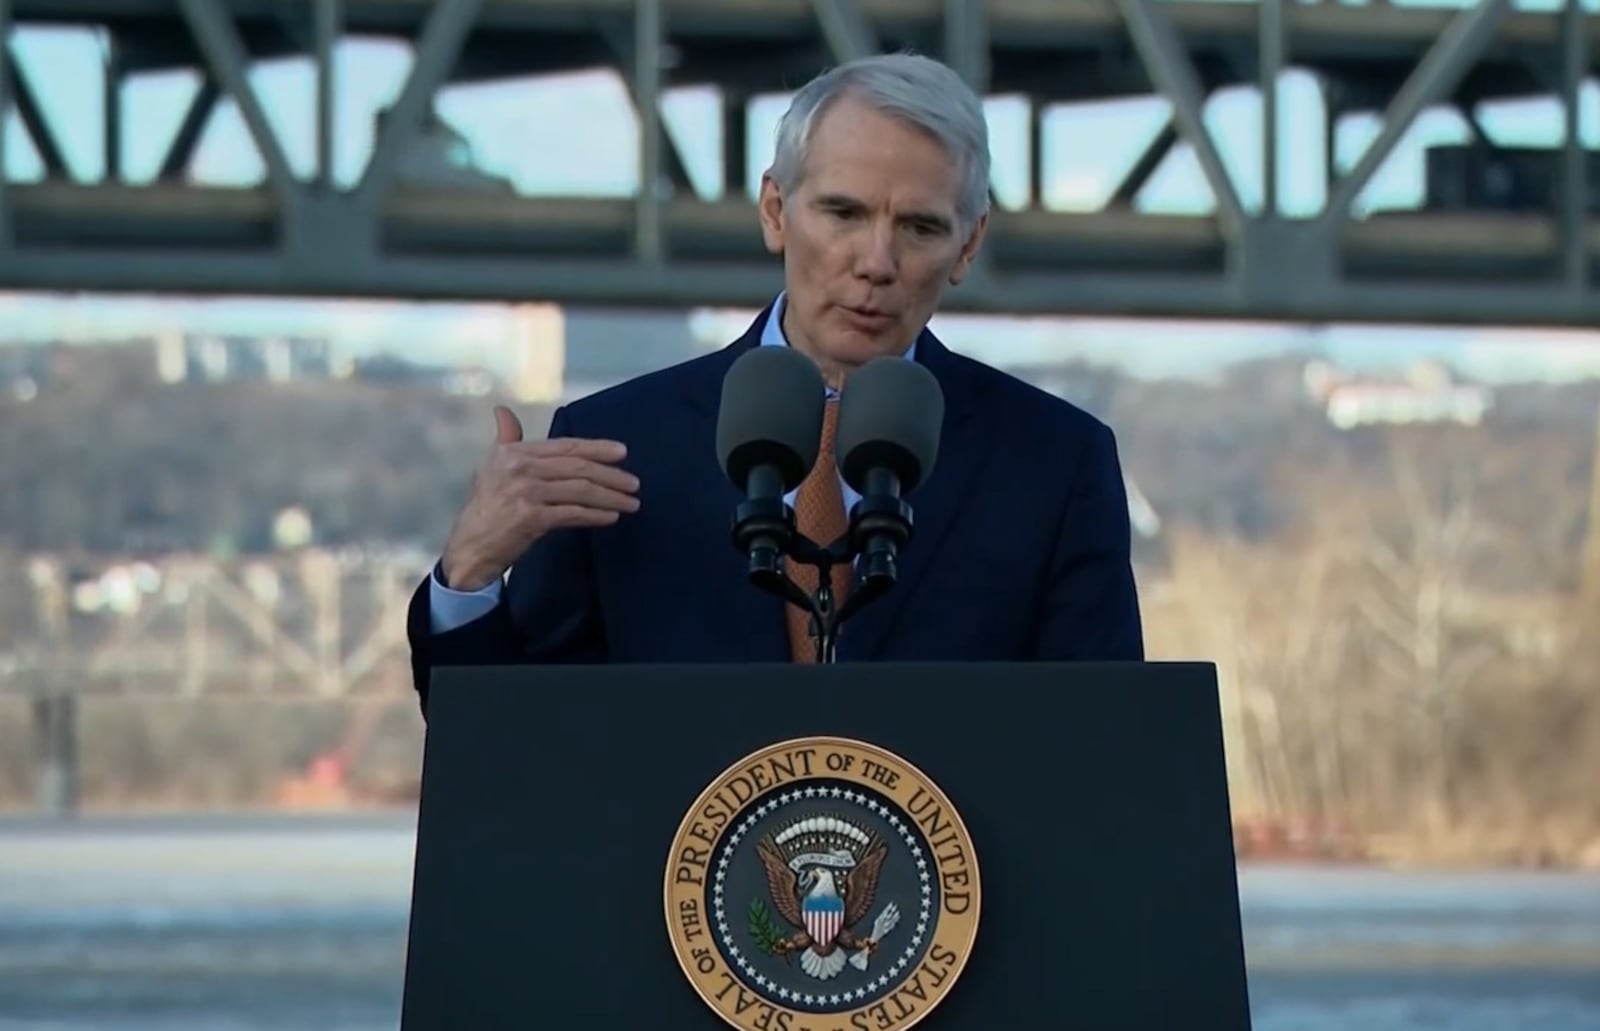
<box><xmin>2</xmin><ymin>10</ymin><xmax>1600</xmax><ymax>383</ymax></box>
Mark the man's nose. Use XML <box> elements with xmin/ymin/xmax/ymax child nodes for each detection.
<box><xmin>853</xmin><ymin>223</ymin><xmax>896</xmax><ymax>284</ymax></box>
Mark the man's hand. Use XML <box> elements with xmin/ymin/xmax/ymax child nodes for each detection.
<box><xmin>439</xmin><ymin>405</ymin><xmax>640</xmax><ymax>591</ymax></box>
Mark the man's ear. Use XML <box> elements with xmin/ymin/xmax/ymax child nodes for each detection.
<box><xmin>758</xmin><ymin>173</ymin><xmax>786</xmax><ymax>256</ymax></box>
<box><xmin>948</xmin><ymin>211</ymin><xmax>989</xmax><ymax>286</ymax></box>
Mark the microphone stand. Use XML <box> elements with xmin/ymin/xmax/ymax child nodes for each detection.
<box><xmin>732</xmin><ymin>488</ymin><xmax>912</xmax><ymax>664</ymax></box>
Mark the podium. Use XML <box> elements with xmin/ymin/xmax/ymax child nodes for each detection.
<box><xmin>400</xmin><ymin>662</ymin><xmax>1251</xmax><ymax>1030</ymax></box>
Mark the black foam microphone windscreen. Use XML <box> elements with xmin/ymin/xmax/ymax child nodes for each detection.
<box><xmin>835</xmin><ymin>357</ymin><xmax>944</xmax><ymax>494</ymax></box>
<box><xmin>715</xmin><ymin>346</ymin><xmax>827</xmax><ymax>492</ymax></box>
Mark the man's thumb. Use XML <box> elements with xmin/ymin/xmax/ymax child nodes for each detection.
<box><xmin>492</xmin><ymin>404</ymin><xmax>524</xmax><ymax>444</ymax></box>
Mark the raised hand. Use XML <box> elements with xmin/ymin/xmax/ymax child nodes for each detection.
<box><xmin>439</xmin><ymin>405</ymin><xmax>640</xmax><ymax>591</ymax></box>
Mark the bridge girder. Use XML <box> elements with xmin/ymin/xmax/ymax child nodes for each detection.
<box><xmin>0</xmin><ymin>0</ymin><xmax>1594</xmax><ymax>325</ymax></box>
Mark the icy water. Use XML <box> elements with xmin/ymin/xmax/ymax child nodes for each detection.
<box><xmin>0</xmin><ymin>814</ymin><xmax>1596</xmax><ymax>1030</ymax></box>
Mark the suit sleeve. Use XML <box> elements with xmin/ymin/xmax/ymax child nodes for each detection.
<box><xmin>405</xmin><ymin>405</ymin><xmax>608</xmax><ymax>716</ymax></box>
<box><xmin>1031</xmin><ymin>420</ymin><xmax>1145</xmax><ymax>661</ymax></box>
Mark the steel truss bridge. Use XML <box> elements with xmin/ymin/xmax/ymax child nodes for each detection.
<box><xmin>0</xmin><ymin>0</ymin><xmax>1594</xmax><ymax>324</ymax></box>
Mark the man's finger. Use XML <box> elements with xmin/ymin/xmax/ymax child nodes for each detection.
<box><xmin>523</xmin><ymin>455</ymin><xmax>640</xmax><ymax>494</ymax></box>
<box><xmin>520</xmin><ymin>437</ymin><xmax>628</xmax><ymax>462</ymax></box>
<box><xmin>531</xmin><ymin>479</ymin><xmax>642</xmax><ymax>513</ymax></box>
<box><xmin>493</xmin><ymin>405</ymin><xmax>524</xmax><ymax>445</ymax></box>
<box><xmin>540</xmin><ymin>505</ymin><xmax>626</xmax><ymax>531</ymax></box>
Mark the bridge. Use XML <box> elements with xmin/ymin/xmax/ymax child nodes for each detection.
<box><xmin>0</xmin><ymin>0</ymin><xmax>1593</xmax><ymax>325</ymax></box>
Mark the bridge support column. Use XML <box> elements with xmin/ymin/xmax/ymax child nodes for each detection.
<box><xmin>32</xmin><ymin>692</ymin><xmax>80</xmax><ymax>818</ymax></box>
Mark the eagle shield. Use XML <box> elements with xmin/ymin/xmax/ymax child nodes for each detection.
<box><xmin>802</xmin><ymin>893</ymin><xmax>844</xmax><ymax>950</ymax></box>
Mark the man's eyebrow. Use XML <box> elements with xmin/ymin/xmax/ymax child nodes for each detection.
<box><xmin>813</xmin><ymin>194</ymin><xmax>953</xmax><ymax>231</ymax></box>
<box><xmin>901</xmin><ymin>210</ymin><xmax>954</xmax><ymax>231</ymax></box>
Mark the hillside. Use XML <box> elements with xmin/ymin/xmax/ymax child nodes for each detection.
<box><xmin>0</xmin><ymin>351</ymin><xmax>1592</xmax><ymax>590</ymax></box>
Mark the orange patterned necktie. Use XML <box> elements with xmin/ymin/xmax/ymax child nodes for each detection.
<box><xmin>787</xmin><ymin>397</ymin><xmax>851</xmax><ymax>662</ymax></box>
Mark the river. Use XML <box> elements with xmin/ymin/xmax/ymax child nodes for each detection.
<box><xmin>0</xmin><ymin>813</ymin><xmax>1596</xmax><ymax>1030</ymax></box>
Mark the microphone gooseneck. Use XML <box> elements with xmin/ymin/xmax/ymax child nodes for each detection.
<box><xmin>713</xmin><ymin>347</ymin><xmax>945</xmax><ymax>663</ymax></box>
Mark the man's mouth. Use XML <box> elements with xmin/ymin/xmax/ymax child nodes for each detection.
<box><xmin>840</xmin><ymin>306</ymin><xmax>894</xmax><ymax>328</ymax></box>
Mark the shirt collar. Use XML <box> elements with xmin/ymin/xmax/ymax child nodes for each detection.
<box><xmin>760</xmin><ymin>293</ymin><xmax>920</xmax><ymax>379</ymax></box>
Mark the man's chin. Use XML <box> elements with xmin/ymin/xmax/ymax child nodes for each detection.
<box><xmin>828</xmin><ymin>321</ymin><xmax>914</xmax><ymax>361</ymax></box>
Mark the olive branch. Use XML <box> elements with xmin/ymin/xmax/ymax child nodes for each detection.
<box><xmin>747</xmin><ymin>898</ymin><xmax>787</xmax><ymax>955</ymax></box>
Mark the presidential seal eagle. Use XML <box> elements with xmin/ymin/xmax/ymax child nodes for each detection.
<box><xmin>755</xmin><ymin>814</ymin><xmax>902</xmax><ymax>981</ymax></box>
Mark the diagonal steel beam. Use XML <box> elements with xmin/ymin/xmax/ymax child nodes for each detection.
<box><xmin>595</xmin><ymin>13</ymin><xmax>696</xmax><ymax>193</ymax></box>
<box><xmin>159</xmin><ymin>78</ymin><xmax>219</xmax><ymax>180</ymax></box>
<box><xmin>176</xmin><ymin>0</ymin><xmax>301</xmax><ymax>216</ymax></box>
<box><xmin>1113</xmin><ymin>0</ymin><xmax>1246</xmax><ymax>239</ymax></box>
<box><xmin>1314</xmin><ymin>0</ymin><xmax>1511</xmax><ymax>239</ymax></box>
<box><xmin>1112</xmin><ymin>121</ymin><xmax>1178</xmax><ymax>207</ymax></box>
<box><xmin>1561</xmin><ymin>0</ymin><xmax>1588</xmax><ymax>290</ymax></box>
<box><xmin>6</xmin><ymin>53</ymin><xmax>67</xmax><ymax>177</ymax></box>
<box><xmin>354</xmin><ymin>0</ymin><xmax>483</xmax><ymax>209</ymax></box>
<box><xmin>810</xmin><ymin>0</ymin><xmax>877</xmax><ymax>63</ymax></box>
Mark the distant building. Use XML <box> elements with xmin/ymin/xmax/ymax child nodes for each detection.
<box><xmin>507</xmin><ymin>303</ymin><xmax>565</xmax><ymax>403</ymax></box>
<box><xmin>1304</xmin><ymin>358</ymin><xmax>1492</xmax><ymax>429</ymax></box>
<box><xmin>155</xmin><ymin>331</ymin><xmax>335</xmax><ymax>385</ymax></box>
<box><xmin>0</xmin><ymin>340</ymin><xmax>160</xmax><ymax>395</ymax></box>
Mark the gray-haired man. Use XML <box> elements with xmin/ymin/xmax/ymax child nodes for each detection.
<box><xmin>408</xmin><ymin>53</ymin><xmax>1144</xmax><ymax>712</ymax></box>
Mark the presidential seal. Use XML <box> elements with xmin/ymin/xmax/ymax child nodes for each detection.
<box><xmin>664</xmin><ymin>737</ymin><xmax>980</xmax><ymax>1031</ymax></box>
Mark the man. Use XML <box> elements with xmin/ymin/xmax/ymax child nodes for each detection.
<box><xmin>407</xmin><ymin>52</ymin><xmax>1142</xmax><ymax>713</ymax></box>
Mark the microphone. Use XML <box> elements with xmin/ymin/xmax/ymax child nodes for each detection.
<box><xmin>715</xmin><ymin>346</ymin><xmax>826</xmax><ymax>584</ymax></box>
<box><xmin>835</xmin><ymin>357</ymin><xmax>944</xmax><ymax>591</ymax></box>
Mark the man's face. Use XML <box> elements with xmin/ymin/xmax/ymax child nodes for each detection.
<box><xmin>758</xmin><ymin>95</ymin><xmax>987</xmax><ymax>385</ymax></box>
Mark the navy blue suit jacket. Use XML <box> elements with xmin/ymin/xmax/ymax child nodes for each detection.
<box><xmin>407</xmin><ymin>309</ymin><xmax>1143</xmax><ymax>713</ymax></box>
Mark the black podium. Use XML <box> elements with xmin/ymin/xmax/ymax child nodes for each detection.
<box><xmin>400</xmin><ymin>662</ymin><xmax>1251</xmax><ymax>1030</ymax></box>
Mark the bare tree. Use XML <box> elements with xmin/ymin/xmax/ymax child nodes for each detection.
<box><xmin>1341</xmin><ymin>432</ymin><xmax>1506</xmax><ymax>832</ymax></box>
<box><xmin>1158</xmin><ymin>526</ymin><xmax>1355</xmax><ymax>827</ymax></box>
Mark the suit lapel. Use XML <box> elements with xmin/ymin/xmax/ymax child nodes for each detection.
<box><xmin>684</xmin><ymin>316</ymin><xmax>987</xmax><ymax>662</ymax></box>
<box><xmin>680</xmin><ymin>306</ymin><xmax>791</xmax><ymax>660</ymax></box>
<box><xmin>677</xmin><ymin>447</ymin><xmax>792</xmax><ymax>661</ymax></box>
<box><xmin>837</xmin><ymin>331</ymin><xmax>986</xmax><ymax>661</ymax></box>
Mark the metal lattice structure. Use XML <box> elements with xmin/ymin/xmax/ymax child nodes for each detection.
<box><xmin>0</xmin><ymin>0</ymin><xmax>1594</xmax><ymax>324</ymax></box>
<box><xmin>7</xmin><ymin>550</ymin><xmax>420</xmax><ymax>697</ymax></box>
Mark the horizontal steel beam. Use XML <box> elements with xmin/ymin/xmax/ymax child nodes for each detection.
<box><xmin>1</xmin><ymin>244</ymin><xmax>1596</xmax><ymax>326</ymax></box>
<box><xmin>8</xmin><ymin>1</ymin><xmax>1594</xmax><ymax>93</ymax></box>
<box><xmin>5</xmin><ymin>184</ymin><xmax>1594</xmax><ymax>266</ymax></box>
<box><xmin>0</xmin><ymin>214</ymin><xmax>1593</xmax><ymax>329</ymax></box>
<box><xmin>0</xmin><ymin>0</ymin><xmax>1594</xmax><ymax>329</ymax></box>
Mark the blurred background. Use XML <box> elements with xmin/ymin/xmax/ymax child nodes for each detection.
<box><xmin>0</xmin><ymin>0</ymin><xmax>1598</xmax><ymax>1028</ymax></box>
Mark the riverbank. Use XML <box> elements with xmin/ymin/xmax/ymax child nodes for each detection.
<box><xmin>7</xmin><ymin>692</ymin><xmax>1597</xmax><ymax>873</ymax></box>
<box><xmin>1233</xmin><ymin>816</ymin><xmax>1600</xmax><ymax>872</ymax></box>
<box><xmin>5</xmin><ymin>804</ymin><xmax>1600</xmax><ymax>874</ymax></box>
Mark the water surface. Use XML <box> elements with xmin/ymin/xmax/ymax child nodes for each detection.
<box><xmin>1</xmin><ymin>815</ymin><xmax>1596</xmax><ymax>1030</ymax></box>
